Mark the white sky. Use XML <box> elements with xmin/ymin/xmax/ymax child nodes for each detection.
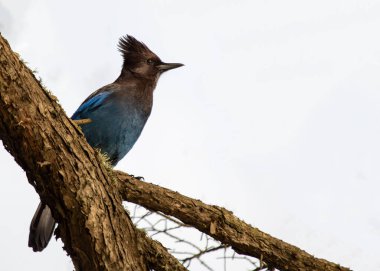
<box><xmin>1</xmin><ymin>0</ymin><xmax>380</xmax><ymax>270</ymax></box>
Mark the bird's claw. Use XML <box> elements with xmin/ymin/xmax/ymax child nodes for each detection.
<box><xmin>130</xmin><ymin>174</ymin><xmax>145</xmax><ymax>181</ymax></box>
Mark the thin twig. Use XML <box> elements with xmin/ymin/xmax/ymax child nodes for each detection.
<box><xmin>72</xmin><ymin>118</ymin><xmax>92</xmax><ymax>125</ymax></box>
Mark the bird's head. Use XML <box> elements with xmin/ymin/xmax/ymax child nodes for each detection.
<box><xmin>118</xmin><ymin>35</ymin><xmax>183</xmax><ymax>81</ymax></box>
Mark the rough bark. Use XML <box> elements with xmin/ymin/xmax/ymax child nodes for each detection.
<box><xmin>136</xmin><ymin>230</ymin><xmax>188</xmax><ymax>271</ymax></box>
<box><xmin>0</xmin><ymin>33</ymin><xmax>351</xmax><ymax>271</ymax></box>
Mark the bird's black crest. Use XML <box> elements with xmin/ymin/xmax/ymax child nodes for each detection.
<box><xmin>118</xmin><ymin>35</ymin><xmax>152</xmax><ymax>58</ymax></box>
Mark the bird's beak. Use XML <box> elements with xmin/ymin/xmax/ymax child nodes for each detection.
<box><xmin>157</xmin><ymin>62</ymin><xmax>184</xmax><ymax>72</ymax></box>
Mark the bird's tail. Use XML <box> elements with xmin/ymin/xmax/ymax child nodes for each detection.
<box><xmin>28</xmin><ymin>202</ymin><xmax>56</xmax><ymax>252</ymax></box>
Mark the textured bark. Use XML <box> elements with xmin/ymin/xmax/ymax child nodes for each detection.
<box><xmin>0</xmin><ymin>33</ymin><xmax>351</xmax><ymax>271</ymax></box>
<box><xmin>136</xmin><ymin>230</ymin><xmax>188</xmax><ymax>271</ymax></box>
<box><xmin>118</xmin><ymin>172</ymin><xmax>352</xmax><ymax>271</ymax></box>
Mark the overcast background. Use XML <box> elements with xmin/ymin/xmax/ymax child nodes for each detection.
<box><xmin>1</xmin><ymin>1</ymin><xmax>380</xmax><ymax>270</ymax></box>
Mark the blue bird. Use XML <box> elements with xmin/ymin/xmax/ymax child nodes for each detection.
<box><xmin>28</xmin><ymin>35</ymin><xmax>183</xmax><ymax>252</ymax></box>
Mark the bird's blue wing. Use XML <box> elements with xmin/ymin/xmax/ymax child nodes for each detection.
<box><xmin>71</xmin><ymin>91</ymin><xmax>112</xmax><ymax>120</ymax></box>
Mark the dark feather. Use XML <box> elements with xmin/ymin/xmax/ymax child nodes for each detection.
<box><xmin>28</xmin><ymin>202</ymin><xmax>55</xmax><ymax>252</ymax></box>
<box><xmin>117</xmin><ymin>35</ymin><xmax>160</xmax><ymax>72</ymax></box>
<box><xmin>118</xmin><ymin>35</ymin><xmax>152</xmax><ymax>58</ymax></box>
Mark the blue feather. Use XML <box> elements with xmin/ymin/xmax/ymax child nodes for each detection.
<box><xmin>72</xmin><ymin>91</ymin><xmax>112</xmax><ymax>120</ymax></box>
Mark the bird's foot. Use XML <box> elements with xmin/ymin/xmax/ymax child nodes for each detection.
<box><xmin>130</xmin><ymin>174</ymin><xmax>145</xmax><ymax>181</ymax></box>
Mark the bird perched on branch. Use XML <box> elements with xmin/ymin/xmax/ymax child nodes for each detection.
<box><xmin>28</xmin><ymin>35</ymin><xmax>183</xmax><ymax>252</ymax></box>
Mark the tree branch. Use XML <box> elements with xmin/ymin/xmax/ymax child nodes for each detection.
<box><xmin>117</xmin><ymin>172</ymin><xmax>351</xmax><ymax>271</ymax></box>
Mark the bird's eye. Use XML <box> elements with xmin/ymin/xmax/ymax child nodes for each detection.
<box><xmin>147</xmin><ymin>59</ymin><xmax>154</xmax><ymax>65</ymax></box>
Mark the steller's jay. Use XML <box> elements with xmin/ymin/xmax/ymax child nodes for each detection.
<box><xmin>28</xmin><ymin>35</ymin><xmax>183</xmax><ymax>252</ymax></box>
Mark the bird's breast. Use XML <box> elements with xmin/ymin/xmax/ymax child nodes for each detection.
<box><xmin>80</xmin><ymin>97</ymin><xmax>151</xmax><ymax>165</ymax></box>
